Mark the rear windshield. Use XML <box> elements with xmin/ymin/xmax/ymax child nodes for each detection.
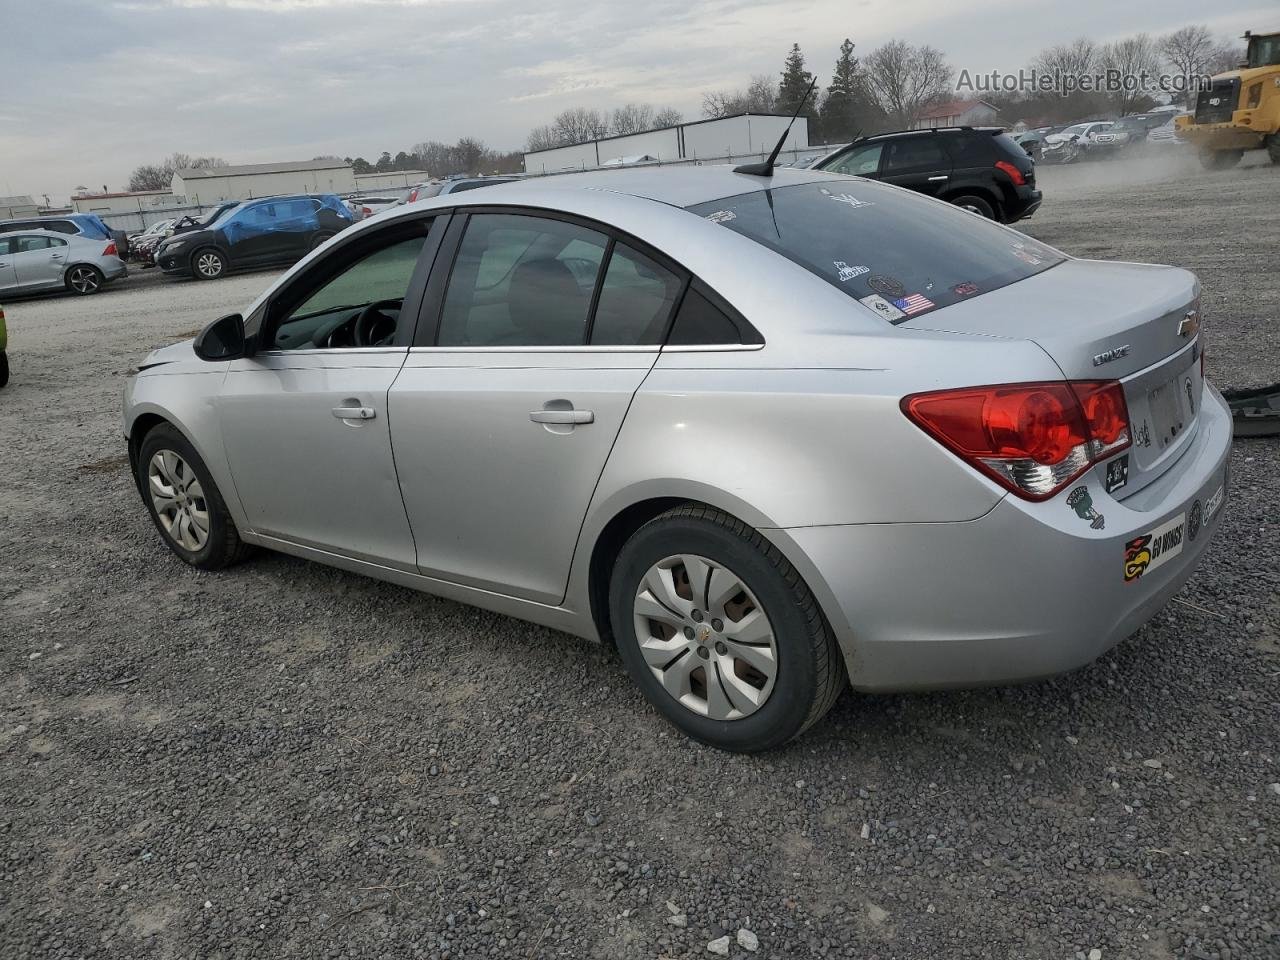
<box><xmin>686</xmin><ymin>180</ymin><xmax>1063</xmax><ymax>323</ymax></box>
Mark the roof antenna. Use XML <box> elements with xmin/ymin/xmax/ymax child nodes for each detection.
<box><xmin>734</xmin><ymin>76</ymin><xmax>818</xmax><ymax>177</ymax></box>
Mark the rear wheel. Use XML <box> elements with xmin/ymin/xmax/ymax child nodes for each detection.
<box><xmin>1268</xmin><ymin>136</ymin><xmax>1280</xmax><ymax>165</ymax></box>
<box><xmin>1200</xmin><ymin>149</ymin><xmax>1243</xmax><ymax>170</ymax></box>
<box><xmin>951</xmin><ymin>194</ymin><xmax>995</xmax><ymax>219</ymax></box>
<box><xmin>191</xmin><ymin>248</ymin><xmax>227</xmax><ymax>280</ymax></box>
<box><xmin>137</xmin><ymin>423</ymin><xmax>250</xmax><ymax>570</ymax></box>
<box><xmin>65</xmin><ymin>264</ymin><xmax>104</xmax><ymax>295</ymax></box>
<box><xmin>608</xmin><ymin>505</ymin><xmax>845</xmax><ymax>752</ymax></box>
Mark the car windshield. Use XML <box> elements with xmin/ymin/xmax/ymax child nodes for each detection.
<box><xmin>686</xmin><ymin>180</ymin><xmax>1064</xmax><ymax>322</ymax></box>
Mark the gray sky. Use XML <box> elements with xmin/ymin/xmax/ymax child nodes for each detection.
<box><xmin>0</xmin><ymin>0</ymin><xmax>1267</xmax><ymax>201</ymax></box>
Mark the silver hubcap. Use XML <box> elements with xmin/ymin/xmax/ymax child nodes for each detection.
<box><xmin>196</xmin><ymin>253</ymin><xmax>222</xmax><ymax>277</ymax></box>
<box><xmin>147</xmin><ymin>450</ymin><xmax>210</xmax><ymax>552</ymax></box>
<box><xmin>633</xmin><ymin>554</ymin><xmax>778</xmax><ymax>721</ymax></box>
<box><xmin>69</xmin><ymin>268</ymin><xmax>99</xmax><ymax>293</ymax></box>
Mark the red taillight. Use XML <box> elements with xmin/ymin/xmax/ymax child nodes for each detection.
<box><xmin>103</xmin><ymin>241</ymin><xmax>118</xmax><ymax>257</ymax></box>
<box><xmin>361</xmin><ymin>206</ymin><xmax>372</xmax><ymax>216</ymax></box>
<box><xmin>902</xmin><ymin>381</ymin><xmax>1131</xmax><ymax>500</ymax></box>
<box><xmin>408</xmin><ymin>189</ymin><xmax>419</xmax><ymax>203</ymax></box>
<box><xmin>994</xmin><ymin>160</ymin><xmax>1026</xmax><ymax>185</ymax></box>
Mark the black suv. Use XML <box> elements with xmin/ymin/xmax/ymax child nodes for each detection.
<box><xmin>814</xmin><ymin>127</ymin><xmax>1041</xmax><ymax>223</ymax></box>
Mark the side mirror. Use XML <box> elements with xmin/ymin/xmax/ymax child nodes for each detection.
<box><xmin>193</xmin><ymin>312</ymin><xmax>247</xmax><ymax>361</ymax></box>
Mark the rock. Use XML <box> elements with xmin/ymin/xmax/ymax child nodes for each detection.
<box><xmin>1089</xmin><ymin>949</ymin><xmax>1102</xmax><ymax>960</ymax></box>
<box><xmin>737</xmin><ymin>928</ymin><xmax>759</xmax><ymax>952</ymax></box>
<box><xmin>584</xmin><ymin>811</ymin><xmax>603</xmax><ymax>827</ymax></box>
<box><xmin>666</xmin><ymin>914</ymin><xmax>688</xmax><ymax>928</ymax></box>
<box><xmin>1267</xmin><ymin>783</ymin><xmax>1280</xmax><ymax>797</ymax></box>
<box><xmin>1142</xmin><ymin>759</ymin><xmax>1163</xmax><ymax>769</ymax></box>
<box><xmin>867</xmin><ymin>903</ymin><xmax>889</xmax><ymax>925</ymax></box>
<box><xmin>860</xmin><ymin>823</ymin><xmax>871</xmax><ymax>840</ymax></box>
<box><xmin>707</xmin><ymin>935</ymin><xmax>731</xmax><ymax>955</ymax></box>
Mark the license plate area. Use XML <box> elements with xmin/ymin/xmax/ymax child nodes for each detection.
<box><xmin>1147</xmin><ymin>378</ymin><xmax>1188</xmax><ymax>451</ymax></box>
<box><xmin>1115</xmin><ymin>340</ymin><xmax>1201</xmax><ymax>498</ymax></box>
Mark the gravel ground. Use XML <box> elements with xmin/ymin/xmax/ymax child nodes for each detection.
<box><xmin>2</xmin><ymin>154</ymin><xmax>1278</xmax><ymax>960</ymax></box>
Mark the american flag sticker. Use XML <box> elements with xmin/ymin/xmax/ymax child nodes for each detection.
<box><xmin>893</xmin><ymin>294</ymin><xmax>935</xmax><ymax>315</ymax></box>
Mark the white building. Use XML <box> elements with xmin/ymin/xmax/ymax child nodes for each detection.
<box><xmin>171</xmin><ymin>160</ymin><xmax>357</xmax><ymax>203</ymax></box>
<box><xmin>524</xmin><ymin>113</ymin><xmax>810</xmax><ymax>175</ymax></box>
<box><xmin>71</xmin><ymin>190</ymin><xmax>177</xmax><ymax>215</ymax></box>
<box><xmin>909</xmin><ymin>99</ymin><xmax>1000</xmax><ymax>131</ymax></box>
<box><xmin>0</xmin><ymin>195</ymin><xmax>38</xmax><ymax>219</ymax></box>
<box><xmin>354</xmin><ymin>170</ymin><xmax>431</xmax><ymax>191</ymax></box>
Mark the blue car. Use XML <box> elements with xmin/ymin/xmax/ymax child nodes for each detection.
<box><xmin>0</xmin><ymin>212</ymin><xmax>129</xmax><ymax>258</ymax></box>
<box><xmin>155</xmin><ymin>194</ymin><xmax>354</xmax><ymax>280</ymax></box>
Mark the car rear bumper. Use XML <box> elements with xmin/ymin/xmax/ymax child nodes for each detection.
<box><xmin>779</xmin><ymin>385</ymin><xmax>1232</xmax><ymax>692</ymax></box>
<box><xmin>1008</xmin><ymin>187</ymin><xmax>1042</xmax><ymax>221</ymax></box>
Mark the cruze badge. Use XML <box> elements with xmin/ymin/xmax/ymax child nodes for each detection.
<box><xmin>1178</xmin><ymin>310</ymin><xmax>1199</xmax><ymax>338</ymax></box>
<box><xmin>1092</xmin><ymin>344</ymin><xmax>1130</xmax><ymax>366</ymax></box>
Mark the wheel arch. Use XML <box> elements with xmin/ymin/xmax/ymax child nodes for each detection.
<box><xmin>578</xmin><ymin>485</ymin><xmax>855</xmax><ymax>658</ymax></box>
<box><xmin>941</xmin><ymin>184</ymin><xmax>1003</xmax><ymax>219</ymax></box>
<box><xmin>63</xmin><ymin>262</ymin><xmax>105</xmax><ymax>288</ymax></box>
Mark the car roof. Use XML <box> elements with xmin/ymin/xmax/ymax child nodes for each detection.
<box><xmin>448</xmin><ymin>164</ymin><xmax>844</xmax><ymax>209</ymax></box>
<box><xmin>853</xmin><ymin>126</ymin><xmax>1005</xmax><ymax>143</ymax></box>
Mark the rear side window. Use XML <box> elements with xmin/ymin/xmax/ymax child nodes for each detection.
<box><xmin>823</xmin><ymin>142</ymin><xmax>883</xmax><ymax>177</ymax></box>
<box><xmin>943</xmin><ymin>132</ymin><xmax>995</xmax><ymax>165</ymax></box>
<box><xmin>16</xmin><ymin>235</ymin><xmax>59</xmax><ymax>252</ymax></box>
<box><xmin>687</xmin><ymin>181</ymin><xmax>1063</xmax><ymax>322</ymax></box>
<box><xmin>590</xmin><ymin>244</ymin><xmax>682</xmax><ymax>345</ymax></box>
<box><xmin>883</xmin><ymin>136</ymin><xmax>948</xmax><ymax>174</ymax></box>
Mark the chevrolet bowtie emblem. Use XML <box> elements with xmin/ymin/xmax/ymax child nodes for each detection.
<box><xmin>1178</xmin><ymin>310</ymin><xmax>1199</xmax><ymax>338</ymax></box>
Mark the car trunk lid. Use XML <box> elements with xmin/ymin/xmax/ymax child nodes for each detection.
<box><xmin>900</xmin><ymin>259</ymin><xmax>1203</xmax><ymax>497</ymax></box>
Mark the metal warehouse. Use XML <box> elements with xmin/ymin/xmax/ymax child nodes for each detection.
<box><xmin>170</xmin><ymin>159</ymin><xmax>358</xmax><ymax>203</ymax></box>
<box><xmin>523</xmin><ymin>113</ymin><xmax>811</xmax><ymax>174</ymax></box>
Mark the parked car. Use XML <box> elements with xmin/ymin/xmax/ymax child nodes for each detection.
<box><xmin>1091</xmin><ymin>115</ymin><xmax>1169</xmax><ymax>153</ymax></box>
<box><xmin>1011</xmin><ymin>127</ymin><xmax>1056</xmax><ymax>161</ymax></box>
<box><xmin>129</xmin><ymin>219</ymin><xmax>176</xmax><ymax>265</ymax></box>
<box><xmin>406</xmin><ymin>176</ymin><xmax>520</xmax><ymax>203</ymax></box>
<box><xmin>0</xmin><ymin>212</ymin><xmax>129</xmax><ymax>261</ymax></box>
<box><xmin>168</xmin><ymin>201</ymin><xmax>240</xmax><ymax>239</ymax></box>
<box><xmin>1041</xmin><ymin>121</ymin><xmax>1115</xmax><ymax>163</ymax></box>
<box><xmin>0</xmin><ymin>229</ymin><xmax>126</xmax><ymax>297</ymax></box>
<box><xmin>0</xmin><ymin>305</ymin><xmax>8</xmax><ymax>388</ymax></box>
<box><xmin>813</xmin><ymin>126</ymin><xmax>1040</xmax><ymax>222</ymax></box>
<box><xmin>124</xmin><ymin>166</ymin><xmax>1228</xmax><ymax>752</ymax></box>
<box><xmin>346</xmin><ymin>195</ymin><xmax>404</xmax><ymax>221</ymax></box>
<box><xmin>155</xmin><ymin>194</ymin><xmax>353</xmax><ymax>280</ymax></box>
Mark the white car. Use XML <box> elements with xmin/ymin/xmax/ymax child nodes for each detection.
<box><xmin>347</xmin><ymin>196</ymin><xmax>404</xmax><ymax>220</ymax></box>
<box><xmin>1041</xmin><ymin>121</ymin><xmax>1115</xmax><ymax>163</ymax></box>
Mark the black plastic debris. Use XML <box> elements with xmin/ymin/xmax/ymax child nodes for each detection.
<box><xmin>1222</xmin><ymin>383</ymin><xmax>1280</xmax><ymax>437</ymax></box>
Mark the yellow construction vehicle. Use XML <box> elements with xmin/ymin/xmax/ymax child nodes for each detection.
<box><xmin>1176</xmin><ymin>29</ymin><xmax>1280</xmax><ymax>169</ymax></box>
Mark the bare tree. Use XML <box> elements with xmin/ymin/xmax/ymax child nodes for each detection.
<box><xmin>1206</xmin><ymin>38</ymin><xmax>1245</xmax><ymax>75</ymax></box>
<box><xmin>1031</xmin><ymin>37</ymin><xmax>1098</xmax><ymax>82</ymax></box>
<box><xmin>610</xmin><ymin>103</ymin><xmax>656</xmax><ymax>135</ymax></box>
<box><xmin>525</xmin><ymin>125</ymin><xmax>560</xmax><ymax>152</ymax></box>
<box><xmin>552</xmin><ymin>107</ymin><xmax>610</xmax><ymax>144</ymax></box>
<box><xmin>452</xmin><ymin>137</ymin><xmax>487</xmax><ymax>175</ymax></box>
<box><xmin>652</xmin><ymin>107</ymin><xmax>683</xmax><ymax>128</ymax></box>
<box><xmin>863</xmin><ymin>40</ymin><xmax>953</xmax><ymax>128</ymax></box>
<box><xmin>701</xmin><ymin>74</ymin><xmax>777</xmax><ymax>118</ymax></box>
<box><xmin>128</xmin><ymin>152</ymin><xmax>227</xmax><ymax>192</ymax></box>
<box><xmin>1160</xmin><ymin>25</ymin><xmax>1217</xmax><ymax>104</ymax></box>
<box><xmin>1100</xmin><ymin>33</ymin><xmax>1162</xmax><ymax>114</ymax></box>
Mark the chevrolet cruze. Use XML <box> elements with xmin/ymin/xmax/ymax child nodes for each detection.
<box><xmin>124</xmin><ymin>166</ymin><xmax>1231</xmax><ymax>752</ymax></box>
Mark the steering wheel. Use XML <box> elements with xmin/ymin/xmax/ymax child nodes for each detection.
<box><xmin>353</xmin><ymin>299</ymin><xmax>402</xmax><ymax>347</ymax></box>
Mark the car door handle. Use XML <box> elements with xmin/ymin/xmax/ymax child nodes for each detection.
<box><xmin>50</xmin><ymin>254</ymin><xmax>64</xmax><ymax>260</ymax></box>
<box><xmin>927</xmin><ymin>175</ymin><xmax>949</xmax><ymax>181</ymax></box>
<box><xmin>332</xmin><ymin>405</ymin><xmax>376</xmax><ymax>420</ymax></box>
<box><xmin>529</xmin><ymin>409</ymin><xmax>594</xmax><ymax>425</ymax></box>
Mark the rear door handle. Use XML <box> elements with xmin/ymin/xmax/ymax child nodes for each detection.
<box><xmin>927</xmin><ymin>175</ymin><xmax>949</xmax><ymax>181</ymax></box>
<box><xmin>332</xmin><ymin>405</ymin><xmax>376</xmax><ymax>420</ymax></box>
<box><xmin>529</xmin><ymin>409</ymin><xmax>594</xmax><ymax>425</ymax></box>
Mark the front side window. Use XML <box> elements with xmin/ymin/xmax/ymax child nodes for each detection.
<box><xmin>270</xmin><ymin>225</ymin><xmax>431</xmax><ymax>350</ymax></box>
<box><xmin>825</xmin><ymin>142</ymin><xmax>883</xmax><ymax>177</ymax></box>
<box><xmin>438</xmin><ymin>214</ymin><xmax>608</xmax><ymax>347</ymax></box>
<box><xmin>687</xmin><ymin>181</ymin><xmax>1064</xmax><ymax>323</ymax></box>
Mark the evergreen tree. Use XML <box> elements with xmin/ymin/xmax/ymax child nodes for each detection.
<box><xmin>777</xmin><ymin>43</ymin><xmax>820</xmax><ymax>139</ymax></box>
<box><xmin>820</xmin><ymin>38</ymin><xmax>883</xmax><ymax>143</ymax></box>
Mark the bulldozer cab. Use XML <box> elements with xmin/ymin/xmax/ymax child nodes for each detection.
<box><xmin>1245</xmin><ymin>31</ymin><xmax>1280</xmax><ymax>69</ymax></box>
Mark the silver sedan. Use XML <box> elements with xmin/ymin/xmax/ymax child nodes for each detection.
<box><xmin>123</xmin><ymin>166</ymin><xmax>1231</xmax><ymax>752</ymax></box>
<box><xmin>1</xmin><ymin>229</ymin><xmax>127</xmax><ymax>296</ymax></box>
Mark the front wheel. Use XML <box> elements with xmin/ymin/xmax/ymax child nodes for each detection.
<box><xmin>951</xmin><ymin>194</ymin><xmax>995</xmax><ymax>219</ymax></box>
<box><xmin>0</xmin><ymin>351</ymin><xmax>8</xmax><ymax>388</ymax></box>
<box><xmin>137</xmin><ymin>423</ymin><xmax>250</xmax><ymax>569</ymax></box>
<box><xmin>608</xmin><ymin>505</ymin><xmax>845</xmax><ymax>752</ymax></box>
<box><xmin>1268</xmin><ymin>136</ymin><xmax>1280</xmax><ymax>165</ymax></box>
<box><xmin>1200</xmin><ymin>149</ymin><xmax>1243</xmax><ymax>170</ymax></box>
<box><xmin>65</xmin><ymin>264</ymin><xmax>104</xmax><ymax>295</ymax></box>
<box><xmin>191</xmin><ymin>248</ymin><xmax>227</xmax><ymax>280</ymax></box>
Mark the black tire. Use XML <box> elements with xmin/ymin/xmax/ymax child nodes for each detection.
<box><xmin>190</xmin><ymin>247</ymin><xmax>227</xmax><ymax>281</ymax></box>
<box><xmin>310</xmin><ymin>231</ymin><xmax>335</xmax><ymax>250</ymax></box>
<box><xmin>608</xmin><ymin>504</ymin><xmax>846</xmax><ymax>752</ymax></box>
<box><xmin>1200</xmin><ymin>149</ymin><xmax>1243</xmax><ymax>170</ymax></box>
<box><xmin>64</xmin><ymin>264</ymin><xmax>104</xmax><ymax>296</ymax></box>
<box><xmin>951</xmin><ymin>194</ymin><xmax>996</xmax><ymax>219</ymax></box>
<box><xmin>0</xmin><ymin>351</ymin><xmax>8</xmax><ymax>388</ymax></box>
<box><xmin>136</xmin><ymin>423</ymin><xmax>251</xmax><ymax>570</ymax></box>
<box><xmin>1268</xmin><ymin>136</ymin><xmax>1280</xmax><ymax>165</ymax></box>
